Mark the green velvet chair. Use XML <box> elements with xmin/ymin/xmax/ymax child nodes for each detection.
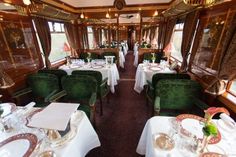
<box><xmin>72</xmin><ymin>70</ymin><xmax>109</xmax><ymax>116</ymax></box>
<box><xmin>38</xmin><ymin>69</ymin><xmax>67</xmax><ymax>89</ymax></box>
<box><xmin>79</xmin><ymin>52</ymin><xmax>100</xmax><ymax>62</ymax></box>
<box><xmin>49</xmin><ymin>75</ymin><xmax>97</xmax><ymax>124</ymax></box>
<box><xmin>12</xmin><ymin>73</ymin><xmax>60</xmax><ymax>107</ymax></box>
<box><xmin>154</xmin><ymin>79</ymin><xmax>209</xmax><ymax>116</ymax></box>
<box><xmin>146</xmin><ymin>73</ymin><xmax>191</xmax><ymax>106</ymax></box>
<box><xmin>101</xmin><ymin>52</ymin><xmax>117</xmax><ymax>63</ymax></box>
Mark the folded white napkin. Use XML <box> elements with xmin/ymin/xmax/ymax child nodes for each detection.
<box><xmin>220</xmin><ymin>113</ymin><xmax>236</xmax><ymax>128</ymax></box>
<box><xmin>28</xmin><ymin>102</ymin><xmax>79</xmax><ymax>131</ymax></box>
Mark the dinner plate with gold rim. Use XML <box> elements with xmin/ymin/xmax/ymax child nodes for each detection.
<box><xmin>176</xmin><ymin>114</ymin><xmax>221</xmax><ymax>144</ymax></box>
<box><xmin>0</xmin><ymin>133</ymin><xmax>38</xmax><ymax>157</ymax></box>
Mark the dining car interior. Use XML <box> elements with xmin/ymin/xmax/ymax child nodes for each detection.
<box><xmin>0</xmin><ymin>0</ymin><xmax>236</xmax><ymax>156</ymax></box>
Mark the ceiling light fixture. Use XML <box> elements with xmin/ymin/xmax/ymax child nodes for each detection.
<box><xmin>3</xmin><ymin>3</ymin><xmax>11</xmax><ymax>6</ymax></box>
<box><xmin>153</xmin><ymin>10</ymin><xmax>158</xmax><ymax>16</ymax></box>
<box><xmin>23</xmin><ymin>0</ymin><xmax>31</xmax><ymax>5</ymax></box>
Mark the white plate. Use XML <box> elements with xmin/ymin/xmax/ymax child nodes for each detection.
<box><xmin>207</xmin><ymin>145</ymin><xmax>226</xmax><ymax>155</ymax></box>
<box><xmin>92</xmin><ymin>65</ymin><xmax>104</xmax><ymax>69</ymax></box>
<box><xmin>0</xmin><ymin>133</ymin><xmax>37</xmax><ymax>157</ymax></box>
<box><xmin>0</xmin><ymin>103</ymin><xmax>16</xmax><ymax>118</ymax></box>
<box><xmin>181</xmin><ymin>118</ymin><xmax>204</xmax><ymax>139</ymax></box>
<box><xmin>149</xmin><ymin>67</ymin><xmax>162</xmax><ymax>71</ymax></box>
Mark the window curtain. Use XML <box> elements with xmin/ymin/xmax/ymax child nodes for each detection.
<box><xmin>163</xmin><ymin>18</ymin><xmax>177</xmax><ymax>50</ymax></box>
<box><xmin>180</xmin><ymin>10</ymin><xmax>200</xmax><ymax>72</ymax></box>
<box><xmin>206</xmin><ymin>13</ymin><xmax>236</xmax><ymax>95</ymax></box>
<box><xmin>78</xmin><ymin>25</ymin><xmax>89</xmax><ymax>50</ymax></box>
<box><xmin>158</xmin><ymin>20</ymin><xmax>165</xmax><ymax>50</ymax></box>
<box><xmin>92</xmin><ymin>27</ymin><xmax>99</xmax><ymax>48</ymax></box>
<box><xmin>33</xmin><ymin>17</ymin><xmax>51</xmax><ymax>68</ymax></box>
<box><xmin>64</xmin><ymin>23</ymin><xmax>80</xmax><ymax>57</ymax></box>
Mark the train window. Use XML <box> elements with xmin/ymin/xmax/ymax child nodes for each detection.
<box><xmin>228</xmin><ymin>81</ymin><xmax>236</xmax><ymax>96</ymax></box>
<box><xmin>33</xmin><ymin>21</ymin><xmax>69</xmax><ymax>63</ymax></box>
<box><xmin>170</xmin><ymin>23</ymin><xmax>184</xmax><ymax>62</ymax></box>
<box><xmin>87</xmin><ymin>26</ymin><xmax>94</xmax><ymax>49</ymax></box>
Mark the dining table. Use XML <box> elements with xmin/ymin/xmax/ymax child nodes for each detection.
<box><xmin>0</xmin><ymin>102</ymin><xmax>101</xmax><ymax>157</ymax></box>
<box><xmin>134</xmin><ymin>63</ymin><xmax>176</xmax><ymax>93</ymax></box>
<box><xmin>136</xmin><ymin>115</ymin><xmax>236</xmax><ymax>157</ymax></box>
<box><xmin>59</xmin><ymin>61</ymin><xmax>120</xmax><ymax>93</ymax></box>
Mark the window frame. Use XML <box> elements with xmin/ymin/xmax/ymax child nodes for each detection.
<box><xmin>227</xmin><ymin>80</ymin><xmax>236</xmax><ymax>97</ymax></box>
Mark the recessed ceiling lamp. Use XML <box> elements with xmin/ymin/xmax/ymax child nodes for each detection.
<box><xmin>153</xmin><ymin>10</ymin><xmax>158</xmax><ymax>16</ymax></box>
<box><xmin>80</xmin><ymin>11</ymin><xmax>84</xmax><ymax>19</ymax></box>
<box><xmin>23</xmin><ymin>0</ymin><xmax>31</xmax><ymax>5</ymax></box>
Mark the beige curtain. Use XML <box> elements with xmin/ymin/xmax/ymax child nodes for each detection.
<box><xmin>33</xmin><ymin>17</ymin><xmax>51</xmax><ymax>68</ymax></box>
<box><xmin>206</xmin><ymin>13</ymin><xmax>236</xmax><ymax>95</ymax></box>
<box><xmin>64</xmin><ymin>23</ymin><xmax>80</xmax><ymax>57</ymax></box>
<box><xmin>180</xmin><ymin>10</ymin><xmax>200</xmax><ymax>72</ymax></box>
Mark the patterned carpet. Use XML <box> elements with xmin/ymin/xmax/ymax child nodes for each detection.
<box><xmin>86</xmin><ymin>51</ymin><xmax>152</xmax><ymax>157</ymax></box>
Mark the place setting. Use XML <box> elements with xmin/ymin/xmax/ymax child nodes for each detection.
<box><xmin>0</xmin><ymin>102</ymin><xmax>87</xmax><ymax>157</ymax></box>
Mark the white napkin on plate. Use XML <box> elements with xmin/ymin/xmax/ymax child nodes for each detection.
<box><xmin>220</xmin><ymin>113</ymin><xmax>236</xmax><ymax>129</ymax></box>
<box><xmin>28</xmin><ymin>102</ymin><xmax>79</xmax><ymax>131</ymax></box>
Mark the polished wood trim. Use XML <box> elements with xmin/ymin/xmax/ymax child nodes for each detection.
<box><xmin>41</xmin><ymin>0</ymin><xmax>170</xmax><ymax>14</ymax></box>
<box><xmin>45</xmin><ymin>0</ymin><xmax>174</xmax><ymax>10</ymax></box>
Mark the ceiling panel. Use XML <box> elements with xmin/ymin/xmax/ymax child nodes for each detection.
<box><xmin>58</xmin><ymin>0</ymin><xmax>171</xmax><ymax>8</ymax></box>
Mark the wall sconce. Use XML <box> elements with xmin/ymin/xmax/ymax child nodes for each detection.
<box><xmin>106</xmin><ymin>12</ymin><xmax>110</xmax><ymax>18</ymax></box>
<box><xmin>23</xmin><ymin>0</ymin><xmax>31</xmax><ymax>5</ymax></box>
<box><xmin>80</xmin><ymin>9</ymin><xmax>84</xmax><ymax>19</ymax></box>
<box><xmin>153</xmin><ymin>10</ymin><xmax>158</xmax><ymax>16</ymax></box>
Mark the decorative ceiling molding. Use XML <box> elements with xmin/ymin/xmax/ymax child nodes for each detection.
<box><xmin>114</xmin><ymin>0</ymin><xmax>126</xmax><ymax>10</ymax></box>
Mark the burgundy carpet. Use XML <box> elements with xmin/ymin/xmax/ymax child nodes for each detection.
<box><xmin>86</xmin><ymin>52</ymin><xmax>152</xmax><ymax>157</ymax></box>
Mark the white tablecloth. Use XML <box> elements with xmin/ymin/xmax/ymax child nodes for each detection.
<box><xmin>133</xmin><ymin>44</ymin><xmax>139</xmax><ymax>67</ymax></box>
<box><xmin>136</xmin><ymin>116</ymin><xmax>236</xmax><ymax>157</ymax></box>
<box><xmin>119</xmin><ymin>49</ymin><xmax>125</xmax><ymax>68</ymax></box>
<box><xmin>134</xmin><ymin>63</ymin><xmax>176</xmax><ymax>93</ymax></box>
<box><xmin>0</xmin><ymin>110</ymin><xmax>100</xmax><ymax>157</ymax></box>
<box><xmin>59</xmin><ymin>64</ymin><xmax>120</xmax><ymax>93</ymax></box>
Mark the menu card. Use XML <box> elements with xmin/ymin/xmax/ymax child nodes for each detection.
<box><xmin>28</xmin><ymin>103</ymin><xmax>80</xmax><ymax>131</ymax></box>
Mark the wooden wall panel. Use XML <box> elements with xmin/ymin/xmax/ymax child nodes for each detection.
<box><xmin>0</xmin><ymin>11</ymin><xmax>43</xmax><ymax>103</ymax></box>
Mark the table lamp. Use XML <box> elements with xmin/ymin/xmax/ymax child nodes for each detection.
<box><xmin>0</xmin><ymin>67</ymin><xmax>15</xmax><ymax>89</ymax></box>
<box><xmin>163</xmin><ymin>42</ymin><xmax>173</xmax><ymax>62</ymax></box>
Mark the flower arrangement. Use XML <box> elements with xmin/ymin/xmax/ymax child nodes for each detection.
<box><xmin>199</xmin><ymin>107</ymin><xmax>230</xmax><ymax>153</ymax></box>
<box><xmin>203</xmin><ymin>107</ymin><xmax>229</xmax><ymax>136</ymax></box>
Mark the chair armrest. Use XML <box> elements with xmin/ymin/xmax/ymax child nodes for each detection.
<box><xmin>89</xmin><ymin>92</ymin><xmax>97</xmax><ymax>106</ymax></box>
<box><xmin>154</xmin><ymin>96</ymin><xmax>161</xmax><ymax>116</ymax></box>
<box><xmin>12</xmin><ymin>87</ymin><xmax>32</xmax><ymax>98</ymax></box>
<box><xmin>100</xmin><ymin>77</ymin><xmax>108</xmax><ymax>88</ymax></box>
<box><xmin>44</xmin><ymin>89</ymin><xmax>60</xmax><ymax>102</ymax></box>
<box><xmin>192</xmin><ymin>96</ymin><xmax>209</xmax><ymax>110</ymax></box>
<box><xmin>48</xmin><ymin>90</ymin><xmax>67</xmax><ymax>102</ymax></box>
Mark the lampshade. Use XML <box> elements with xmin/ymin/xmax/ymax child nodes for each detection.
<box><xmin>80</xmin><ymin>12</ymin><xmax>84</xmax><ymax>19</ymax></box>
<box><xmin>106</xmin><ymin>12</ymin><xmax>110</xmax><ymax>18</ymax></box>
<box><xmin>0</xmin><ymin>68</ymin><xmax>14</xmax><ymax>89</ymax></box>
<box><xmin>23</xmin><ymin>0</ymin><xmax>31</xmax><ymax>5</ymax></box>
<box><xmin>153</xmin><ymin>10</ymin><xmax>158</xmax><ymax>16</ymax></box>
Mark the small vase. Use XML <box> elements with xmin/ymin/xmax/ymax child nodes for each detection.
<box><xmin>197</xmin><ymin>135</ymin><xmax>210</xmax><ymax>154</ymax></box>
